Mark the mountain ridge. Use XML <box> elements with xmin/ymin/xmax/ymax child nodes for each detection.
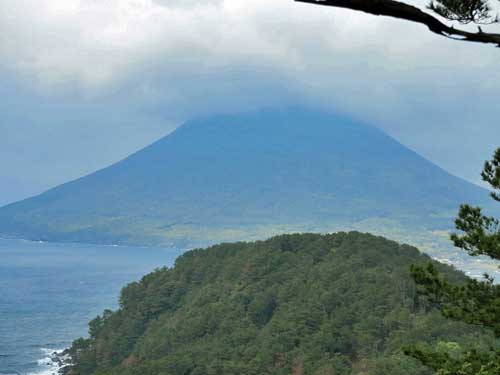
<box><xmin>0</xmin><ymin>108</ymin><xmax>490</xmax><ymax>247</ymax></box>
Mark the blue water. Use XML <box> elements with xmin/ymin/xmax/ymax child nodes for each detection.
<box><xmin>0</xmin><ymin>239</ymin><xmax>184</xmax><ymax>375</ymax></box>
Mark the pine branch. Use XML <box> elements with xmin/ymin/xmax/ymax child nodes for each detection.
<box><xmin>295</xmin><ymin>0</ymin><xmax>500</xmax><ymax>46</ymax></box>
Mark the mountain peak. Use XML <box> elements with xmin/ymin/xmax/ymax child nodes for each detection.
<box><xmin>0</xmin><ymin>108</ymin><xmax>489</xmax><ymax>247</ymax></box>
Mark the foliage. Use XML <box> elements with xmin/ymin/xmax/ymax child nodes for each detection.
<box><xmin>406</xmin><ymin>342</ymin><xmax>500</xmax><ymax>375</ymax></box>
<box><xmin>408</xmin><ymin>148</ymin><xmax>500</xmax><ymax>374</ymax></box>
<box><xmin>66</xmin><ymin>232</ymin><xmax>495</xmax><ymax>375</ymax></box>
<box><xmin>429</xmin><ymin>0</ymin><xmax>498</xmax><ymax>24</ymax></box>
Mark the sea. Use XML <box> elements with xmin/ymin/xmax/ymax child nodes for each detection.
<box><xmin>1</xmin><ymin>235</ymin><xmax>498</xmax><ymax>375</ymax></box>
<box><xmin>0</xmin><ymin>238</ymin><xmax>184</xmax><ymax>375</ymax></box>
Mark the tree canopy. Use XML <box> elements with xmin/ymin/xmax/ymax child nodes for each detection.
<box><xmin>65</xmin><ymin>232</ymin><xmax>496</xmax><ymax>375</ymax></box>
<box><xmin>407</xmin><ymin>149</ymin><xmax>500</xmax><ymax>374</ymax></box>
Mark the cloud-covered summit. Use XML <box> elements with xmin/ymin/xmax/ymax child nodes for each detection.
<box><xmin>0</xmin><ymin>0</ymin><xmax>499</xmax><ymax>205</ymax></box>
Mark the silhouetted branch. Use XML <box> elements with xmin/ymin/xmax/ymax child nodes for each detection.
<box><xmin>296</xmin><ymin>0</ymin><xmax>500</xmax><ymax>46</ymax></box>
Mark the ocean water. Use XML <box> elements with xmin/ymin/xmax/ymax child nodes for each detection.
<box><xmin>0</xmin><ymin>239</ymin><xmax>184</xmax><ymax>375</ymax></box>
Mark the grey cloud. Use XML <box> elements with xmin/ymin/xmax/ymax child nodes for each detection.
<box><xmin>0</xmin><ymin>0</ymin><xmax>499</xmax><ymax>205</ymax></box>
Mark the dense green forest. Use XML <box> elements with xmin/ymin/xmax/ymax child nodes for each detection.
<box><xmin>66</xmin><ymin>232</ymin><xmax>497</xmax><ymax>375</ymax></box>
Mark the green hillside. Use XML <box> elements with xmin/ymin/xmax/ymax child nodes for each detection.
<box><xmin>0</xmin><ymin>109</ymin><xmax>490</xmax><ymax>248</ymax></box>
<box><xmin>65</xmin><ymin>232</ymin><xmax>496</xmax><ymax>375</ymax></box>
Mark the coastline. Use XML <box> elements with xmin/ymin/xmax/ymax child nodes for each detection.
<box><xmin>24</xmin><ymin>348</ymin><xmax>70</xmax><ymax>375</ymax></box>
<box><xmin>0</xmin><ymin>240</ymin><xmax>182</xmax><ymax>375</ymax></box>
<box><xmin>0</xmin><ymin>235</ymin><xmax>182</xmax><ymax>251</ymax></box>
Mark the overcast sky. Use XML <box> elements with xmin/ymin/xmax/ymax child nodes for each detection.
<box><xmin>1</xmin><ymin>0</ymin><xmax>499</xmax><ymax>207</ymax></box>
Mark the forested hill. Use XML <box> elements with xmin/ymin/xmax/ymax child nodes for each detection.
<box><xmin>66</xmin><ymin>232</ymin><xmax>495</xmax><ymax>375</ymax></box>
<box><xmin>0</xmin><ymin>108</ymin><xmax>490</xmax><ymax>247</ymax></box>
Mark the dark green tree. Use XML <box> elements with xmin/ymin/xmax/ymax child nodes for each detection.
<box><xmin>293</xmin><ymin>2</ymin><xmax>500</xmax><ymax>370</ymax></box>
<box><xmin>65</xmin><ymin>232</ymin><xmax>495</xmax><ymax>375</ymax></box>
<box><xmin>296</xmin><ymin>0</ymin><xmax>500</xmax><ymax>46</ymax></box>
<box><xmin>406</xmin><ymin>149</ymin><xmax>500</xmax><ymax>374</ymax></box>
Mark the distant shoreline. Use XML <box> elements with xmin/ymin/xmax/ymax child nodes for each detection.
<box><xmin>0</xmin><ymin>235</ymin><xmax>184</xmax><ymax>251</ymax></box>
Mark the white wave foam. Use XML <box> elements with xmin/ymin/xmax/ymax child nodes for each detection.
<box><xmin>25</xmin><ymin>348</ymin><xmax>68</xmax><ymax>375</ymax></box>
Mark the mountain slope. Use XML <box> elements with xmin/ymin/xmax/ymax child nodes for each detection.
<box><xmin>0</xmin><ymin>108</ymin><xmax>489</xmax><ymax>246</ymax></box>
<box><xmin>65</xmin><ymin>233</ymin><xmax>496</xmax><ymax>375</ymax></box>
